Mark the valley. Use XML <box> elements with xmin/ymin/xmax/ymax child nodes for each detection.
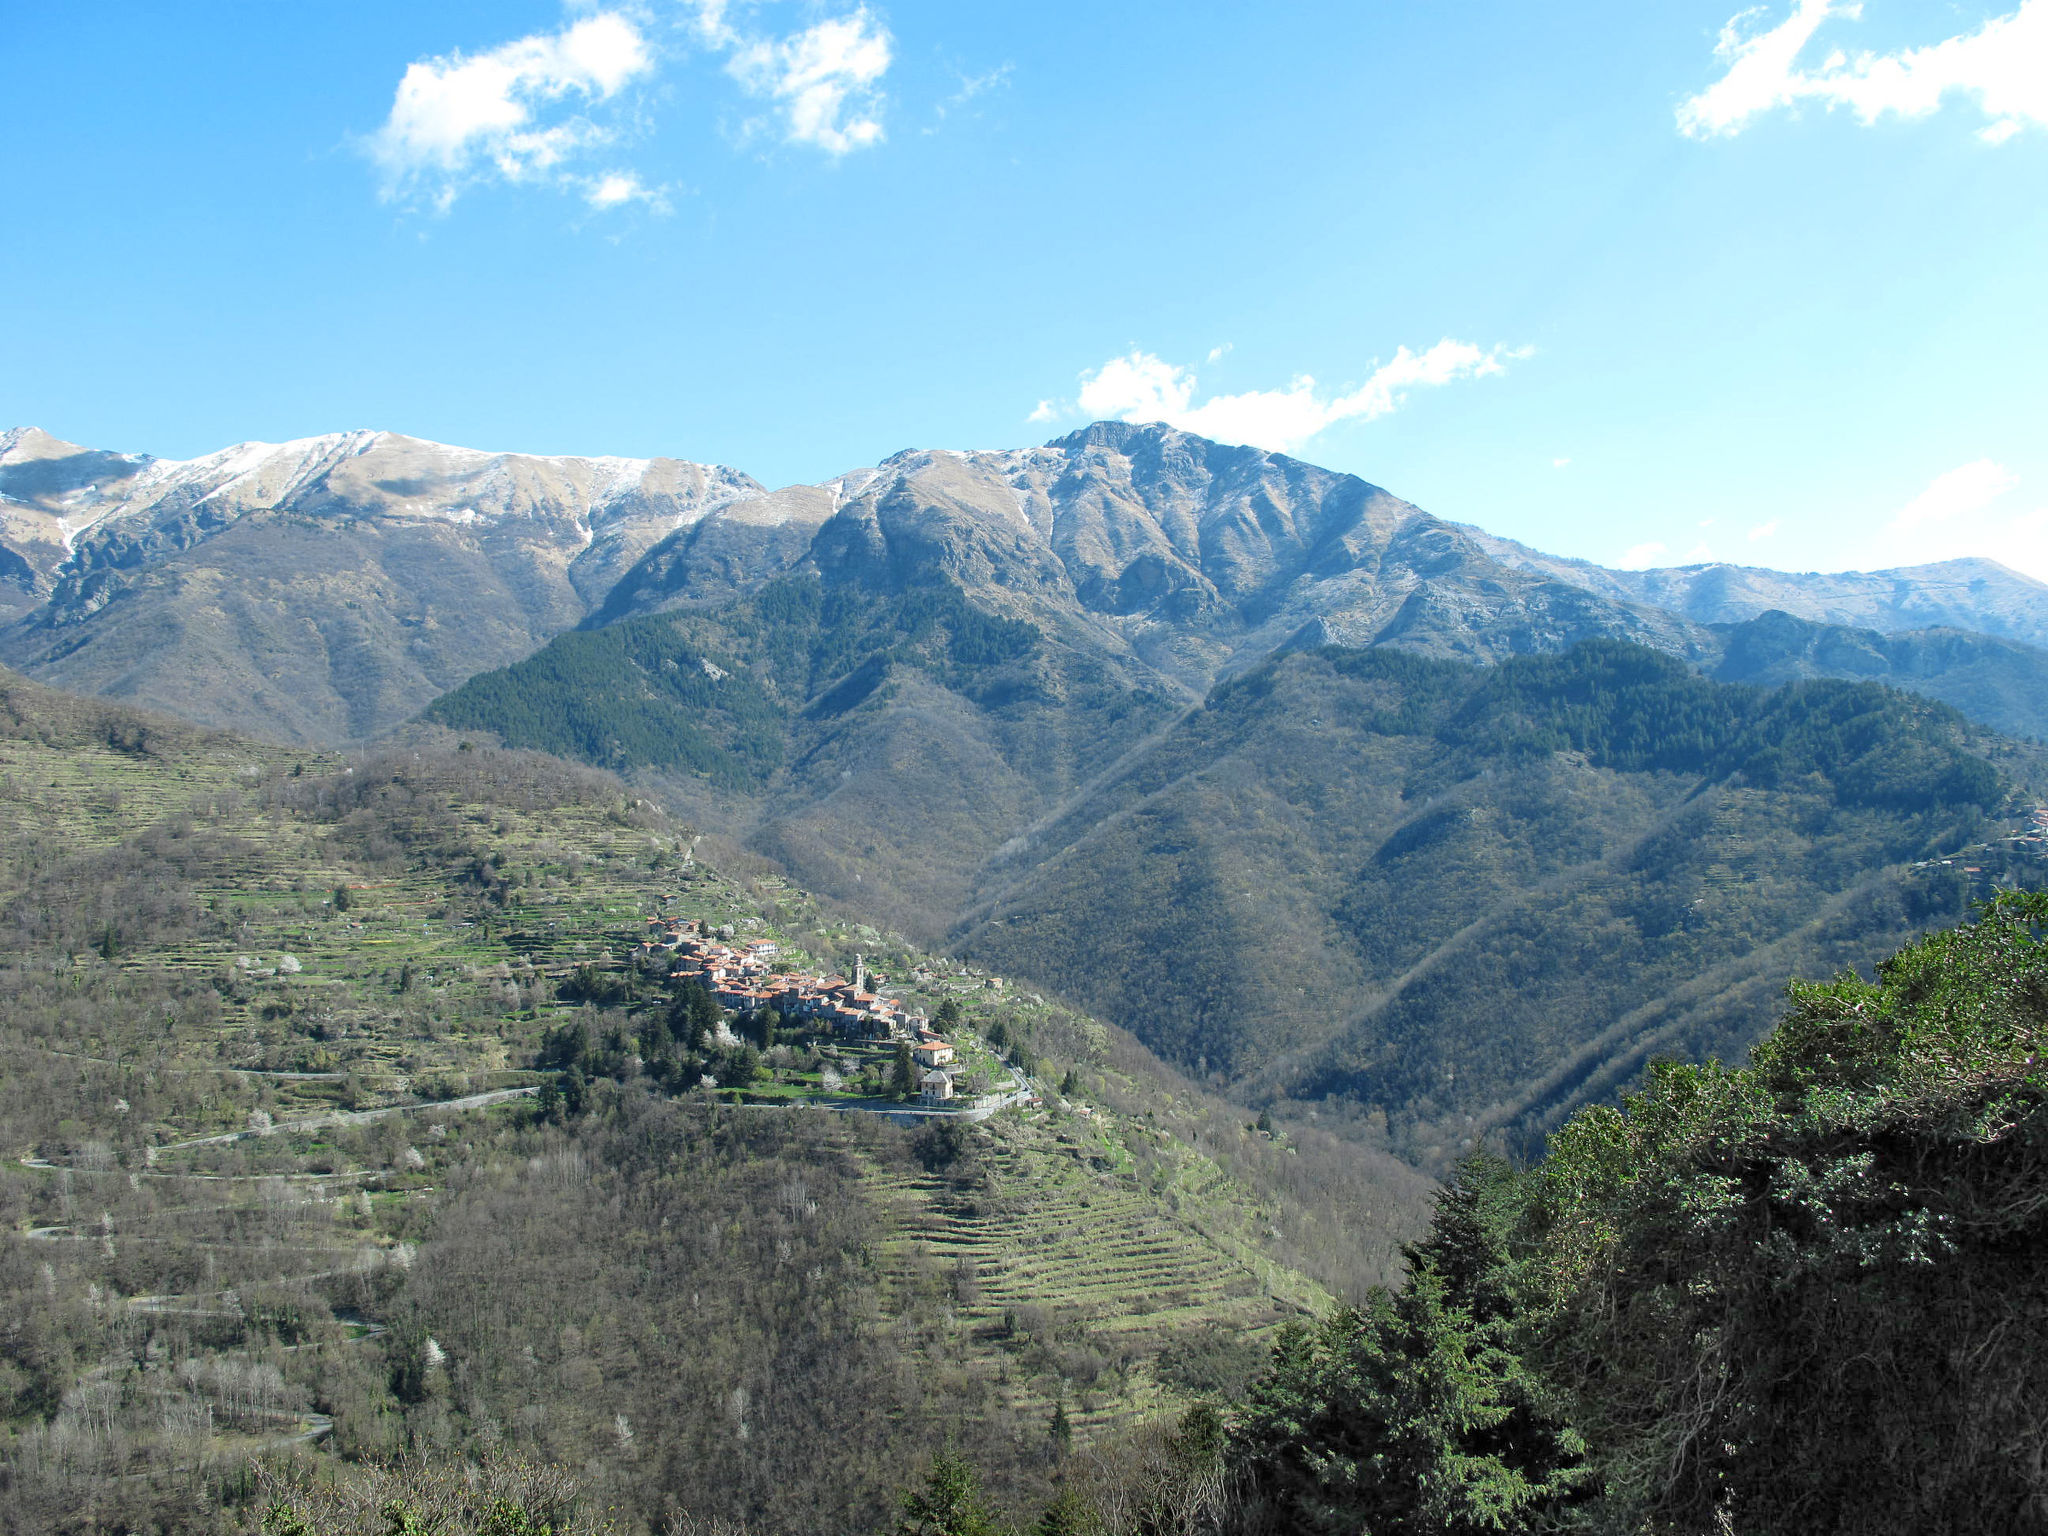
<box><xmin>7</xmin><ymin>417</ymin><xmax>2048</xmax><ymax>1531</ymax></box>
<box><xmin>15</xmin><ymin>416</ymin><xmax>2048</xmax><ymax>1167</ymax></box>
<box><xmin>23</xmin><ymin>0</ymin><xmax>2048</xmax><ymax>1518</ymax></box>
<box><xmin>433</xmin><ymin>596</ymin><xmax>2047</xmax><ymax>1165</ymax></box>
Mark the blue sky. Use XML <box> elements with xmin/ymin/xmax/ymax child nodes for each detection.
<box><xmin>7</xmin><ymin>1</ymin><xmax>2048</xmax><ymax>579</ymax></box>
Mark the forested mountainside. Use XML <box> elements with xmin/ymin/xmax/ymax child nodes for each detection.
<box><xmin>13</xmin><ymin>419</ymin><xmax>2048</xmax><ymax>748</ymax></box>
<box><xmin>1704</xmin><ymin>607</ymin><xmax>2048</xmax><ymax>742</ymax></box>
<box><xmin>0</xmin><ymin>669</ymin><xmax>1429</xmax><ymax>1534</ymax></box>
<box><xmin>425</xmin><ymin>575</ymin><xmax>1182</xmax><ymax>930</ymax></box>
<box><xmin>961</xmin><ymin>643</ymin><xmax>2040</xmax><ymax>1164</ymax></box>
<box><xmin>429</xmin><ymin>609</ymin><xmax>2044</xmax><ymax>1166</ymax></box>
<box><xmin>111</xmin><ymin>900</ymin><xmax>2048</xmax><ymax>1536</ymax></box>
<box><xmin>2</xmin><ymin>576</ymin><xmax>2043</xmax><ymax>1533</ymax></box>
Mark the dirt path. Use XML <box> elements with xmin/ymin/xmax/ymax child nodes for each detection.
<box><xmin>154</xmin><ymin>1084</ymin><xmax>538</xmax><ymax>1153</ymax></box>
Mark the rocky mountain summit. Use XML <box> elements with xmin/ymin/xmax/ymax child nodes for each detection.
<box><xmin>600</xmin><ymin>422</ymin><xmax>1718</xmax><ymax>698</ymax></box>
<box><xmin>7</xmin><ymin>420</ymin><xmax>2048</xmax><ymax>746</ymax></box>
<box><xmin>0</xmin><ymin>426</ymin><xmax>796</xmax><ymax>740</ymax></box>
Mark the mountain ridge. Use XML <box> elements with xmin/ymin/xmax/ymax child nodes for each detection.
<box><xmin>0</xmin><ymin>426</ymin><xmax>790</xmax><ymax>741</ymax></box>
<box><xmin>1458</xmin><ymin>518</ymin><xmax>2048</xmax><ymax>647</ymax></box>
<box><xmin>9</xmin><ymin>419</ymin><xmax>2048</xmax><ymax>754</ymax></box>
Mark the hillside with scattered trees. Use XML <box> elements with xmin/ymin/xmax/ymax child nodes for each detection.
<box><xmin>233</xmin><ymin>897</ymin><xmax>2048</xmax><ymax>1535</ymax></box>
<box><xmin>0</xmin><ymin>670</ymin><xmax>1427</xmax><ymax>1534</ymax></box>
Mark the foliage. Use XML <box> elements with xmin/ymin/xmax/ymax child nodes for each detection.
<box><xmin>968</xmin><ymin>639</ymin><xmax>2029</xmax><ymax>1165</ymax></box>
<box><xmin>895</xmin><ymin>1449</ymin><xmax>1000</xmax><ymax>1536</ymax></box>
<box><xmin>0</xmin><ymin>675</ymin><xmax>1417</xmax><ymax>1535</ymax></box>
<box><xmin>1233</xmin><ymin>1158</ymin><xmax>1586</xmax><ymax>1535</ymax></box>
<box><xmin>1053</xmin><ymin>1405</ymin><xmax>1231</xmax><ymax>1536</ymax></box>
<box><xmin>1431</xmin><ymin>640</ymin><xmax>2000</xmax><ymax>812</ymax></box>
<box><xmin>1526</xmin><ymin>890</ymin><xmax>2048</xmax><ymax>1533</ymax></box>
<box><xmin>257</xmin><ymin>1454</ymin><xmax>599</xmax><ymax>1536</ymax></box>
<box><xmin>425</xmin><ymin>576</ymin><xmax>1040</xmax><ymax>788</ymax></box>
<box><xmin>1033</xmin><ymin>1486</ymin><xmax>1097</xmax><ymax>1536</ymax></box>
<box><xmin>1226</xmin><ymin>896</ymin><xmax>2048</xmax><ymax>1535</ymax></box>
<box><xmin>911</xmin><ymin>1116</ymin><xmax>971</xmax><ymax>1172</ymax></box>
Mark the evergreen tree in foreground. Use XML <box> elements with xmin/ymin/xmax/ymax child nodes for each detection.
<box><xmin>1232</xmin><ymin>1156</ymin><xmax>1588</xmax><ymax>1534</ymax></box>
<box><xmin>1232</xmin><ymin>892</ymin><xmax>2048</xmax><ymax>1535</ymax></box>
<box><xmin>1033</xmin><ymin>1486</ymin><xmax>1097</xmax><ymax>1536</ymax></box>
<box><xmin>896</xmin><ymin>1449</ymin><xmax>998</xmax><ymax>1536</ymax></box>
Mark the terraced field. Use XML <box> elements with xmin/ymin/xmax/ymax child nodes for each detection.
<box><xmin>866</xmin><ymin>1109</ymin><xmax>1332</xmax><ymax>1438</ymax></box>
<box><xmin>0</xmin><ymin>671</ymin><xmax>1432</xmax><ymax>1521</ymax></box>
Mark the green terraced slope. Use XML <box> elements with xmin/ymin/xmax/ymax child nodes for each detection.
<box><xmin>0</xmin><ymin>668</ymin><xmax>1431</xmax><ymax>1532</ymax></box>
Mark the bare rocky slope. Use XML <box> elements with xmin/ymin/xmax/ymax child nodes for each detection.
<box><xmin>0</xmin><ymin>426</ymin><xmax>811</xmax><ymax>742</ymax></box>
<box><xmin>10</xmin><ymin>419</ymin><xmax>2048</xmax><ymax>746</ymax></box>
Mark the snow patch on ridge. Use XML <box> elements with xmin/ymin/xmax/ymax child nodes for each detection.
<box><xmin>823</xmin><ymin>468</ymin><xmax>884</xmax><ymax>510</ymax></box>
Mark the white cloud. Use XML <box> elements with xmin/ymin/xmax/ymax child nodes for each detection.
<box><xmin>1054</xmin><ymin>339</ymin><xmax>1523</xmax><ymax>454</ymax></box>
<box><xmin>1619</xmin><ymin>541</ymin><xmax>1670</xmax><ymax>569</ymax></box>
<box><xmin>1869</xmin><ymin>459</ymin><xmax>2048</xmax><ymax>579</ymax></box>
<box><xmin>1553</xmin><ymin>456</ymin><xmax>1572</xmax><ymax>469</ymax></box>
<box><xmin>689</xmin><ymin>0</ymin><xmax>741</xmax><ymax>50</ymax></box>
<box><xmin>727</xmin><ymin>7</ymin><xmax>892</xmax><ymax>155</ymax></box>
<box><xmin>1027</xmin><ymin>399</ymin><xmax>1058</xmax><ymax>424</ymax></box>
<box><xmin>1747</xmin><ymin>518</ymin><xmax>1781</xmax><ymax>541</ymax></box>
<box><xmin>1206</xmin><ymin>342</ymin><xmax>1233</xmax><ymax>364</ymax></box>
<box><xmin>583</xmin><ymin>170</ymin><xmax>663</xmax><ymax>210</ymax></box>
<box><xmin>937</xmin><ymin>63</ymin><xmax>1013</xmax><ymax>119</ymax></box>
<box><xmin>1679</xmin><ymin>0</ymin><xmax>2048</xmax><ymax>142</ymax></box>
<box><xmin>1891</xmin><ymin>457</ymin><xmax>2020</xmax><ymax>529</ymax></box>
<box><xmin>365</xmin><ymin>3</ymin><xmax>895</xmax><ymax>210</ymax></box>
<box><xmin>1074</xmin><ymin>352</ymin><xmax>1195</xmax><ymax>424</ymax></box>
<box><xmin>1615</xmin><ymin>539</ymin><xmax>1716</xmax><ymax>568</ymax></box>
<box><xmin>368</xmin><ymin>12</ymin><xmax>656</xmax><ymax>209</ymax></box>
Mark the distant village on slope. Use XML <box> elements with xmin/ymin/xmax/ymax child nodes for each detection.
<box><xmin>635</xmin><ymin>916</ymin><xmax>1017</xmax><ymax>1108</ymax></box>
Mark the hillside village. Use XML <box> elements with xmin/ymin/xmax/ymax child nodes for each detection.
<box><xmin>634</xmin><ymin>916</ymin><xmax>1013</xmax><ymax>1108</ymax></box>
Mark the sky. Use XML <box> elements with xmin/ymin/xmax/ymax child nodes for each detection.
<box><xmin>6</xmin><ymin>1</ymin><xmax>2048</xmax><ymax>580</ymax></box>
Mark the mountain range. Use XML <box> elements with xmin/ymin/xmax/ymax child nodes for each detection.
<box><xmin>10</xmin><ymin>416</ymin><xmax>2048</xmax><ymax>1159</ymax></box>
<box><xmin>0</xmin><ymin>424</ymin><xmax>772</xmax><ymax>741</ymax></box>
<box><xmin>11</xmin><ymin>419</ymin><xmax>2048</xmax><ymax>745</ymax></box>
